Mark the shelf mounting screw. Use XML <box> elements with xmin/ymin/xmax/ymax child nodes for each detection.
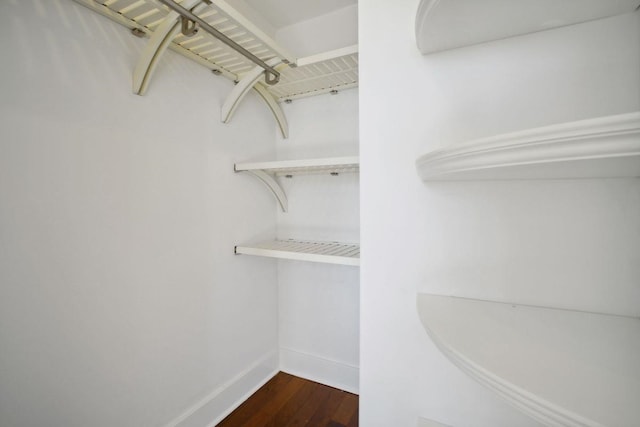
<box><xmin>131</xmin><ymin>28</ymin><xmax>146</xmax><ymax>38</ymax></box>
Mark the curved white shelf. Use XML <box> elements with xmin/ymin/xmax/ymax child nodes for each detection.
<box><xmin>415</xmin><ymin>0</ymin><xmax>639</xmax><ymax>54</ymax></box>
<box><xmin>235</xmin><ymin>239</ymin><xmax>359</xmax><ymax>266</ymax></box>
<box><xmin>416</xmin><ymin>112</ymin><xmax>640</xmax><ymax>181</ymax></box>
<box><xmin>417</xmin><ymin>294</ymin><xmax>640</xmax><ymax>427</ymax></box>
<box><xmin>235</xmin><ymin>156</ymin><xmax>359</xmax><ymax>212</ymax></box>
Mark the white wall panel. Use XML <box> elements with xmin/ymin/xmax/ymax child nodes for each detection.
<box><xmin>275</xmin><ymin>90</ymin><xmax>360</xmax><ymax>392</ymax></box>
<box><xmin>275</xmin><ymin>4</ymin><xmax>358</xmax><ymax>57</ymax></box>
<box><xmin>0</xmin><ymin>1</ymin><xmax>278</xmax><ymax>426</ymax></box>
<box><xmin>359</xmin><ymin>2</ymin><xmax>640</xmax><ymax>426</ymax></box>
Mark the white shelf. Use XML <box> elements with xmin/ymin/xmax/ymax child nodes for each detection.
<box><xmin>73</xmin><ymin>0</ymin><xmax>358</xmax><ymax>101</ymax></box>
<box><xmin>235</xmin><ymin>156</ymin><xmax>359</xmax><ymax>176</ymax></box>
<box><xmin>417</xmin><ymin>294</ymin><xmax>640</xmax><ymax>427</ymax></box>
<box><xmin>416</xmin><ymin>112</ymin><xmax>640</xmax><ymax>181</ymax></box>
<box><xmin>73</xmin><ymin>0</ymin><xmax>358</xmax><ymax>139</ymax></box>
<box><xmin>269</xmin><ymin>45</ymin><xmax>359</xmax><ymax>101</ymax></box>
<box><xmin>235</xmin><ymin>239</ymin><xmax>360</xmax><ymax>266</ymax></box>
<box><xmin>415</xmin><ymin>0</ymin><xmax>640</xmax><ymax>54</ymax></box>
<box><xmin>235</xmin><ymin>156</ymin><xmax>359</xmax><ymax>212</ymax></box>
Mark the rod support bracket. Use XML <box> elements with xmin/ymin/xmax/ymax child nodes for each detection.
<box><xmin>180</xmin><ymin>16</ymin><xmax>199</xmax><ymax>36</ymax></box>
<box><xmin>158</xmin><ymin>0</ymin><xmax>284</xmax><ymax>80</ymax></box>
<box><xmin>264</xmin><ymin>70</ymin><xmax>280</xmax><ymax>86</ymax></box>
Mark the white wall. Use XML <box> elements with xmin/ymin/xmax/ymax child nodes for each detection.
<box><xmin>360</xmin><ymin>2</ymin><xmax>639</xmax><ymax>426</ymax></box>
<box><xmin>0</xmin><ymin>1</ymin><xmax>279</xmax><ymax>426</ymax></box>
<box><xmin>276</xmin><ymin>4</ymin><xmax>358</xmax><ymax>57</ymax></box>
<box><xmin>275</xmin><ymin>90</ymin><xmax>360</xmax><ymax>393</ymax></box>
<box><xmin>258</xmin><ymin>7</ymin><xmax>362</xmax><ymax>394</ymax></box>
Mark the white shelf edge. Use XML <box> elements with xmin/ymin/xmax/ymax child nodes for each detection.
<box><xmin>296</xmin><ymin>44</ymin><xmax>359</xmax><ymax>67</ymax></box>
<box><xmin>416</xmin><ymin>112</ymin><xmax>640</xmax><ymax>181</ymax></box>
<box><xmin>415</xmin><ymin>0</ymin><xmax>640</xmax><ymax>55</ymax></box>
<box><xmin>415</xmin><ymin>0</ymin><xmax>441</xmax><ymax>54</ymax></box>
<box><xmin>416</xmin><ymin>293</ymin><xmax>640</xmax><ymax>427</ymax></box>
<box><xmin>235</xmin><ymin>239</ymin><xmax>360</xmax><ymax>266</ymax></box>
<box><xmin>235</xmin><ymin>156</ymin><xmax>359</xmax><ymax>173</ymax></box>
<box><xmin>274</xmin><ymin>82</ymin><xmax>359</xmax><ymax>102</ymax></box>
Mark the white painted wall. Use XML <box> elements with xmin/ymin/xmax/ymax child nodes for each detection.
<box><xmin>275</xmin><ymin>90</ymin><xmax>360</xmax><ymax>393</ymax></box>
<box><xmin>276</xmin><ymin>4</ymin><xmax>358</xmax><ymax>57</ymax></box>
<box><xmin>0</xmin><ymin>1</ymin><xmax>279</xmax><ymax>426</ymax></box>
<box><xmin>359</xmin><ymin>2</ymin><xmax>640</xmax><ymax>426</ymax></box>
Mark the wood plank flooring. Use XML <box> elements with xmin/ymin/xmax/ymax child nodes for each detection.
<box><xmin>217</xmin><ymin>372</ymin><xmax>358</xmax><ymax>427</ymax></box>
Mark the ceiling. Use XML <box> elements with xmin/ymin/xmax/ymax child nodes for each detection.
<box><xmin>234</xmin><ymin>0</ymin><xmax>357</xmax><ymax>30</ymax></box>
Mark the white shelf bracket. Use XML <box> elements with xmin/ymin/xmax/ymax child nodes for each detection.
<box><xmin>221</xmin><ymin>58</ymin><xmax>284</xmax><ymax>130</ymax></box>
<box><xmin>253</xmin><ymin>83</ymin><xmax>289</xmax><ymax>139</ymax></box>
<box><xmin>132</xmin><ymin>0</ymin><xmax>202</xmax><ymax>95</ymax></box>
<box><xmin>234</xmin><ymin>157</ymin><xmax>358</xmax><ymax>212</ymax></box>
<box><xmin>237</xmin><ymin>169</ymin><xmax>288</xmax><ymax>212</ymax></box>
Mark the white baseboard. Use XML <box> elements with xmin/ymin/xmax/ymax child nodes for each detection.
<box><xmin>280</xmin><ymin>347</ymin><xmax>359</xmax><ymax>394</ymax></box>
<box><xmin>164</xmin><ymin>351</ymin><xmax>279</xmax><ymax>427</ymax></box>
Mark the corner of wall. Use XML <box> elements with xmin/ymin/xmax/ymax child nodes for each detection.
<box><xmin>167</xmin><ymin>352</ymin><xmax>279</xmax><ymax>427</ymax></box>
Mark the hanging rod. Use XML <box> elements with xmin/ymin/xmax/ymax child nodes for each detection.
<box><xmin>156</xmin><ymin>0</ymin><xmax>282</xmax><ymax>85</ymax></box>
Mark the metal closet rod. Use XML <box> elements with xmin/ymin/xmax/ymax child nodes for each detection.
<box><xmin>156</xmin><ymin>0</ymin><xmax>281</xmax><ymax>85</ymax></box>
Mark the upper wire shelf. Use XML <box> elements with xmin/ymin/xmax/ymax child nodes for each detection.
<box><xmin>235</xmin><ymin>239</ymin><xmax>360</xmax><ymax>266</ymax></box>
<box><xmin>73</xmin><ymin>0</ymin><xmax>358</xmax><ymax>101</ymax></box>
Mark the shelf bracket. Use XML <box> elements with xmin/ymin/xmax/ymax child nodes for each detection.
<box><xmin>221</xmin><ymin>57</ymin><xmax>284</xmax><ymax>130</ymax></box>
<box><xmin>236</xmin><ymin>169</ymin><xmax>288</xmax><ymax>212</ymax></box>
<box><xmin>132</xmin><ymin>0</ymin><xmax>203</xmax><ymax>95</ymax></box>
<box><xmin>252</xmin><ymin>83</ymin><xmax>289</xmax><ymax>139</ymax></box>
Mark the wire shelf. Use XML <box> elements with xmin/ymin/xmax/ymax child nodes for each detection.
<box><xmin>235</xmin><ymin>156</ymin><xmax>359</xmax><ymax>177</ymax></box>
<box><xmin>235</xmin><ymin>239</ymin><xmax>360</xmax><ymax>266</ymax></box>
<box><xmin>74</xmin><ymin>0</ymin><xmax>358</xmax><ymax>100</ymax></box>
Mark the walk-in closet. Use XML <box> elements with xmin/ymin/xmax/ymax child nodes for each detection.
<box><xmin>1</xmin><ymin>1</ymin><xmax>638</xmax><ymax>426</ymax></box>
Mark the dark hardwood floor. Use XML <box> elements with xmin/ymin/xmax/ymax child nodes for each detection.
<box><xmin>217</xmin><ymin>372</ymin><xmax>358</xmax><ymax>427</ymax></box>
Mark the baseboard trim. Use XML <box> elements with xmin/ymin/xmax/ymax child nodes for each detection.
<box><xmin>164</xmin><ymin>351</ymin><xmax>279</xmax><ymax>427</ymax></box>
<box><xmin>280</xmin><ymin>347</ymin><xmax>359</xmax><ymax>394</ymax></box>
